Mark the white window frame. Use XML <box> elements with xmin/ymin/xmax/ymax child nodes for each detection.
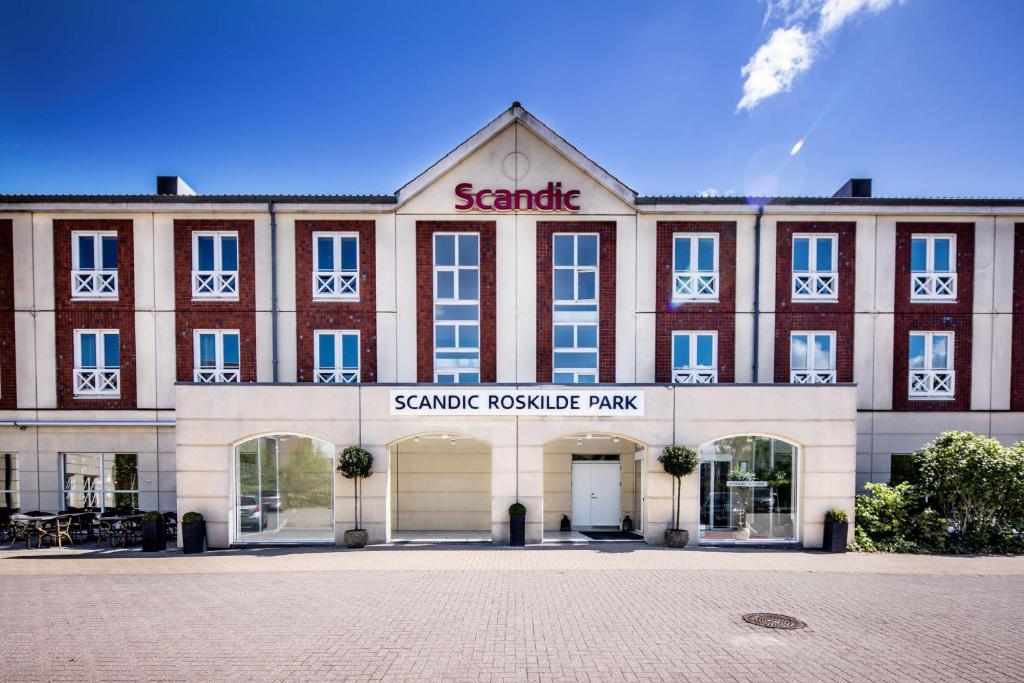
<box><xmin>552</xmin><ymin>322</ymin><xmax>599</xmax><ymax>384</ymax></box>
<box><xmin>71</xmin><ymin>231</ymin><xmax>118</xmax><ymax>299</ymax></box>
<box><xmin>314</xmin><ymin>330</ymin><xmax>360</xmax><ymax>383</ymax></box>
<box><xmin>193</xmin><ymin>329</ymin><xmax>241</xmax><ymax>383</ymax></box>
<box><xmin>553</xmin><ymin>233</ymin><xmax>600</xmax><ymax>306</ymax></box>
<box><xmin>312</xmin><ymin>232</ymin><xmax>359</xmax><ymax>300</ymax></box>
<box><xmin>433</xmin><ymin>232</ymin><xmax>481</xmax><ymax>384</ymax></box>
<box><xmin>910</xmin><ymin>234</ymin><xmax>957</xmax><ymax>301</ymax></box>
<box><xmin>73</xmin><ymin>329</ymin><xmax>120</xmax><ymax>398</ymax></box>
<box><xmin>908</xmin><ymin>331</ymin><xmax>955</xmax><ymax>399</ymax></box>
<box><xmin>60</xmin><ymin>452</ymin><xmax>139</xmax><ymax>512</ymax></box>
<box><xmin>791</xmin><ymin>233</ymin><xmax>838</xmax><ymax>301</ymax></box>
<box><xmin>789</xmin><ymin>331</ymin><xmax>837</xmax><ymax>384</ymax></box>
<box><xmin>191</xmin><ymin>231</ymin><xmax>239</xmax><ymax>300</ymax></box>
<box><xmin>671</xmin><ymin>331</ymin><xmax>718</xmax><ymax>384</ymax></box>
<box><xmin>672</xmin><ymin>233</ymin><xmax>719</xmax><ymax>302</ymax></box>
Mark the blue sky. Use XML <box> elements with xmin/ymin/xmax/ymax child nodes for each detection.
<box><xmin>1</xmin><ymin>1</ymin><xmax>1022</xmax><ymax>198</ymax></box>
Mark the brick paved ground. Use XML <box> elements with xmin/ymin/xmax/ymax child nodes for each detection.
<box><xmin>1</xmin><ymin>545</ymin><xmax>1023</xmax><ymax>682</ymax></box>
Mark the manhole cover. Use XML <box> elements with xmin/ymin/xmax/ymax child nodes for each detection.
<box><xmin>742</xmin><ymin>613</ymin><xmax>807</xmax><ymax>630</ymax></box>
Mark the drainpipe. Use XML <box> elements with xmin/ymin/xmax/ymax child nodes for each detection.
<box><xmin>751</xmin><ymin>205</ymin><xmax>764</xmax><ymax>383</ymax></box>
<box><xmin>268</xmin><ymin>201</ymin><xmax>279</xmax><ymax>382</ymax></box>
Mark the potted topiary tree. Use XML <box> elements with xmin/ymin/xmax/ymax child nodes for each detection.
<box><xmin>657</xmin><ymin>445</ymin><xmax>699</xmax><ymax>547</ymax></box>
<box><xmin>141</xmin><ymin>510</ymin><xmax>166</xmax><ymax>552</ymax></box>
<box><xmin>509</xmin><ymin>502</ymin><xmax>526</xmax><ymax>546</ymax></box>
<box><xmin>823</xmin><ymin>508</ymin><xmax>849</xmax><ymax>552</ymax></box>
<box><xmin>726</xmin><ymin>467</ymin><xmax>756</xmax><ymax>540</ymax></box>
<box><xmin>338</xmin><ymin>445</ymin><xmax>374</xmax><ymax>548</ymax></box>
<box><xmin>181</xmin><ymin>511</ymin><xmax>206</xmax><ymax>554</ymax></box>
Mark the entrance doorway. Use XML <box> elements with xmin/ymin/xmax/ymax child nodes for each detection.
<box><xmin>571</xmin><ymin>458</ymin><xmax>620</xmax><ymax>528</ymax></box>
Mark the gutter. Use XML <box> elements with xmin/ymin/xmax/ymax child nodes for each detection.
<box><xmin>269</xmin><ymin>201</ymin><xmax>279</xmax><ymax>382</ymax></box>
<box><xmin>751</xmin><ymin>205</ymin><xmax>764</xmax><ymax>383</ymax></box>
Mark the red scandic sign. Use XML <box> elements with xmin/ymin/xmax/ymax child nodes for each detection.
<box><xmin>454</xmin><ymin>182</ymin><xmax>580</xmax><ymax>212</ymax></box>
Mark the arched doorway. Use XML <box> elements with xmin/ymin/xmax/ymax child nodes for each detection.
<box><xmin>542</xmin><ymin>433</ymin><xmax>645</xmax><ymax>539</ymax></box>
<box><xmin>389</xmin><ymin>433</ymin><xmax>491</xmax><ymax>542</ymax></box>
<box><xmin>233</xmin><ymin>434</ymin><xmax>335</xmax><ymax>544</ymax></box>
<box><xmin>698</xmin><ymin>435</ymin><xmax>798</xmax><ymax>543</ymax></box>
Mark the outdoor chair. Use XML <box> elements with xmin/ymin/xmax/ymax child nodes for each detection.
<box><xmin>9</xmin><ymin>518</ymin><xmax>39</xmax><ymax>549</ymax></box>
<box><xmin>72</xmin><ymin>513</ymin><xmax>95</xmax><ymax>543</ymax></box>
<box><xmin>38</xmin><ymin>516</ymin><xmax>74</xmax><ymax>549</ymax></box>
<box><xmin>163</xmin><ymin>512</ymin><xmax>177</xmax><ymax>540</ymax></box>
<box><xmin>96</xmin><ymin>518</ymin><xmax>115</xmax><ymax>546</ymax></box>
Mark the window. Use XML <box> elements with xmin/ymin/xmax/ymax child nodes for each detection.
<box><xmin>553</xmin><ymin>323</ymin><xmax>598</xmax><ymax>383</ymax></box>
<box><xmin>1</xmin><ymin>454</ymin><xmax>18</xmax><ymax>513</ymax></box>
<box><xmin>192</xmin><ymin>232</ymin><xmax>239</xmax><ymax>299</ymax></box>
<box><xmin>890</xmin><ymin>453</ymin><xmax>921</xmax><ymax>486</ymax></box>
<box><xmin>790</xmin><ymin>331</ymin><xmax>836</xmax><ymax>384</ymax></box>
<box><xmin>313</xmin><ymin>232</ymin><xmax>359</xmax><ymax>300</ymax></box>
<box><xmin>315</xmin><ymin>330</ymin><xmax>360</xmax><ymax>383</ymax></box>
<box><xmin>553</xmin><ymin>233</ymin><xmax>599</xmax><ymax>383</ymax></box>
<box><xmin>434</xmin><ymin>233</ymin><xmax>480</xmax><ymax>383</ymax></box>
<box><xmin>73</xmin><ymin>330</ymin><xmax>120</xmax><ymax>397</ymax></box>
<box><xmin>671</xmin><ymin>331</ymin><xmax>717</xmax><ymax>383</ymax></box>
<box><xmin>194</xmin><ymin>330</ymin><xmax>241</xmax><ymax>383</ymax></box>
<box><xmin>911</xmin><ymin>234</ymin><xmax>956</xmax><ymax>300</ymax></box>
<box><xmin>792</xmin><ymin>234</ymin><xmax>837</xmax><ymax>300</ymax></box>
<box><xmin>672</xmin><ymin>234</ymin><xmax>718</xmax><ymax>301</ymax></box>
<box><xmin>71</xmin><ymin>231</ymin><xmax>118</xmax><ymax>298</ymax></box>
<box><xmin>61</xmin><ymin>453</ymin><xmax>138</xmax><ymax>511</ymax></box>
<box><xmin>908</xmin><ymin>331</ymin><xmax>954</xmax><ymax>399</ymax></box>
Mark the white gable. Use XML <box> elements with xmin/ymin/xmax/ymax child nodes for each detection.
<box><xmin>396</xmin><ymin>104</ymin><xmax>636</xmax><ymax>215</ymax></box>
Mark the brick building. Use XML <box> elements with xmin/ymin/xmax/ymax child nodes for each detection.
<box><xmin>1</xmin><ymin>103</ymin><xmax>1021</xmax><ymax>548</ymax></box>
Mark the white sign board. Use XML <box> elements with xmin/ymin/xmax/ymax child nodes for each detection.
<box><xmin>726</xmin><ymin>481</ymin><xmax>768</xmax><ymax>488</ymax></box>
<box><xmin>390</xmin><ymin>389</ymin><xmax>644</xmax><ymax>417</ymax></box>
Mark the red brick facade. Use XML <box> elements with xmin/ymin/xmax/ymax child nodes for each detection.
<box><xmin>415</xmin><ymin>221</ymin><xmax>497</xmax><ymax>383</ymax></box>
<box><xmin>655</xmin><ymin>222</ymin><xmax>735</xmax><ymax>383</ymax></box>
<box><xmin>53</xmin><ymin>219</ymin><xmax>137</xmax><ymax>409</ymax></box>
<box><xmin>1011</xmin><ymin>224</ymin><xmax>1024</xmax><ymax>410</ymax></box>
<box><xmin>174</xmin><ymin>220</ymin><xmax>258</xmax><ymax>382</ymax></box>
<box><xmin>0</xmin><ymin>220</ymin><xmax>15</xmax><ymax>408</ymax></box>
<box><xmin>773</xmin><ymin>222</ymin><xmax>856</xmax><ymax>383</ymax></box>
<box><xmin>892</xmin><ymin>222</ymin><xmax>974</xmax><ymax>411</ymax></box>
<box><xmin>295</xmin><ymin>220</ymin><xmax>377</xmax><ymax>382</ymax></box>
<box><xmin>537</xmin><ymin>221</ymin><xmax>617</xmax><ymax>383</ymax></box>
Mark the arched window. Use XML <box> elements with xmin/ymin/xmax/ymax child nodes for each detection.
<box><xmin>234</xmin><ymin>434</ymin><xmax>335</xmax><ymax>543</ymax></box>
<box><xmin>699</xmin><ymin>436</ymin><xmax>797</xmax><ymax>543</ymax></box>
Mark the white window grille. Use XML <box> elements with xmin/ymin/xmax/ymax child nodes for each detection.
<box><xmin>792</xmin><ymin>234</ymin><xmax>838</xmax><ymax>300</ymax></box>
<box><xmin>790</xmin><ymin>331</ymin><xmax>836</xmax><ymax>384</ymax></box>
<box><xmin>314</xmin><ymin>330</ymin><xmax>360</xmax><ymax>383</ymax></box>
<box><xmin>71</xmin><ymin>231</ymin><xmax>118</xmax><ymax>299</ymax></box>
<box><xmin>434</xmin><ymin>233</ymin><xmax>480</xmax><ymax>383</ymax></box>
<box><xmin>194</xmin><ymin>330</ymin><xmax>241</xmax><ymax>383</ymax></box>
<box><xmin>192</xmin><ymin>232</ymin><xmax>239</xmax><ymax>299</ymax></box>
<box><xmin>552</xmin><ymin>233</ymin><xmax>599</xmax><ymax>383</ymax></box>
<box><xmin>73</xmin><ymin>330</ymin><xmax>120</xmax><ymax>397</ymax></box>
<box><xmin>312</xmin><ymin>232</ymin><xmax>359</xmax><ymax>300</ymax></box>
<box><xmin>908</xmin><ymin>331</ymin><xmax>954</xmax><ymax>399</ymax></box>
<box><xmin>672</xmin><ymin>234</ymin><xmax>718</xmax><ymax>301</ymax></box>
<box><xmin>910</xmin><ymin>235</ymin><xmax>956</xmax><ymax>301</ymax></box>
<box><xmin>671</xmin><ymin>331</ymin><xmax>717</xmax><ymax>384</ymax></box>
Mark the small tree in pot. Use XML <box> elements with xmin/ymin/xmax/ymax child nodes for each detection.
<box><xmin>823</xmin><ymin>508</ymin><xmax>849</xmax><ymax>552</ymax></box>
<box><xmin>338</xmin><ymin>445</ymin><xmax>374</xmax><ymax>548</ymax></box>
<box><xmin>509</xmin><ymin>502</ymin><xmax>527</xmax><ymax>547</ymax></box>
<box><xmin>658</xmin><ymin>445</ymin><xmax>699</xmax><ymax>547</ymax></box>
<box><xmin>181</xmin><ymin>511</ymin><xmax>206</xmax><ymax>554</ymax></box>
<box><xmin>141</xmin><ymin>510</ymin><xmax>166</xmax><ymax>552</ymax></box>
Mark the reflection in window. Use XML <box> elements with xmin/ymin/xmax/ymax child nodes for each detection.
<box><xmin>553</xmin><ymin>233</ymin><xmax>599</xmax><ymax>383</ymax></box>
<box><xmin>790</xmin><ymin>331</ymin><xmax>836</xmax><ymax>384</ymax></box>
<box><xmin>235</xmin><ymin>435</ymin><xmax>335</xmax><ymax>543</ymax></box>
<box><xmin>910</xmin><ymin>234</ymin><xmax>956</xmax><ymax>300</ymax></box>
<box><xmin>699</xmin><ymin>436</ymin><xmax>797</xmax><ymax>542</ymax></box>
<box><xmin>672</xmin><ymin>234</ymin><xmax>718</xmax><ymax>300</ymax></box>
<box><xmin>61</xmin><ymin>453</ymin><xmax>138</xmax><ymax>511</ymax></box>
<box><xmin>672</xmin><ymin>331</ymin><xmax>717</xmax><ymax>383</ymax></box>
<box><xmin>434</xmin><ymin>233</ymin><xmax>480</xmax><ymax>383</ymax></box>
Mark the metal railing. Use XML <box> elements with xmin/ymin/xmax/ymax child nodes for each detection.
<box><xmin>672</xmin><ymin>368</ymin><xmax>717</xmax><ymax>384</ymax></box>
<box><xmin>74</xmin><ymin>369</ymin><xmax>120</xmax><ymax>396</ymax></box>
<box><xmin>314</xmin><ymin>369</ymin><xmax>359</xmax><ymax>383</ymax></box>
<box><xmin>909</xmin><ymin>369</ymin><xmax>954</xmax><ymax>398</ymax></box>
<box><xmin>313</xmin><ymin>270</ymin><xmax>358</xmax><ymax>299</ymax></box>
<box><xmin>792</xmin><ymin>272</ymin><xmax>838</xmax><ymax>300</ymax></box>
<box><xmin>790</xmin><ymin>369</ymin><xmax>837</xmax><ymax>384</ymax></box>
<box><xmin>192</xmin><ymin>271</ymin><xmax>238</xmax><ymax>298</ymax></box>
<box><xmin>911</xmin><ymin>273</ymin><xmax>956</xmax><ymax>300</ymax></box>
<box><xmin>71</xmin><ymin>270</ymin><xmax>118</xmax><ymax>298</ymax></box>
<box><xmin>672</xmin><ymin>272</ymin><xmax>719</xmax><ymax>301</ymax></box>
<box><xmin>193</xmin><ymin>368</ymin><xmax>241</xmax><ymax>383</ymax></box>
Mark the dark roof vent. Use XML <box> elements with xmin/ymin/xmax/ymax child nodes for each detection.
<box><xmin>833</xmin><ymin>178</ymin><xmax>872</xmax><ymax>198</ymax></box>
<box><xmin>156</xmin><ymin>176</ymin><xmax>196</xmax><ymax>196</ymax></box>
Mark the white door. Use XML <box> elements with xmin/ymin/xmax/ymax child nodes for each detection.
<box><xmin>571</xmin><ymin>462</ymin><xmax>620</xmax><ymax>528</ymax></box>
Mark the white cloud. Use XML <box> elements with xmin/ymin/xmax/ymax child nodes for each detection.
<box><xmin>738</xmin><ymin>0</ymin><xmax>900</xmax><ymax>110</ymax></box>
<box><xmin>699</xmin><ymin>187</ymin><xmax>721</xmax><ymax>197</ymax></box>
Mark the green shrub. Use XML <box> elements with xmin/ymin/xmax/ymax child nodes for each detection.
<box><xmin>181</xmin><ymin>511</ymin><xmax>203</xmax><ymax>524</ymax></box>
<box><xmin>726</xmin><ymin>467</ymin><xmax>756</xmax><ymax>482</ymax></box>
<box><xmin>825</xmin><ymin>508</ymin><xmax>848</xmax><ymax>524</ymax></box>
<box><xmin>509</xmin><ymin>502</ymin><xmax>526</xmax><ymax>516</ymax></box>
<box><xmin>854</xmin><ymin>482</ymin><xmax>921</xmax><ymax>547</ymax></box>
<box><xmin>142</xmin><ymin>510</ymin><xmax>162</xmax><ymax>522</ymax></box>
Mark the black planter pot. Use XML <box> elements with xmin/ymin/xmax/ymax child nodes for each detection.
<box><xmin>822</xmin><ymin>520</ymin><xmax>849</xmax><ymax>553</ymax></box>
<box><xmin>141</xmin><ymin>519</ymin><xmax>166</xmax><ymax>552</ymax></box>
<box><xmin>181</xmin><ymin>520</ymin><xmax>207</xmax><ymax>554</ymax></box>
<box><xmin>509</xmin><ymin>514</ymin><xmax>526</xmax><ymax>547</ymax></box>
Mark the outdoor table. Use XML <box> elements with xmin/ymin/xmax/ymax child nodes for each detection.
<box><xmin>96</xmin><ymin>514</ymin><xmax>144</xmax><ymax>548</ymax></box>
<box><xmin>9</xmin><ymin>514</ymin><xmax>57</xmax><ymax>549</ymax></box>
